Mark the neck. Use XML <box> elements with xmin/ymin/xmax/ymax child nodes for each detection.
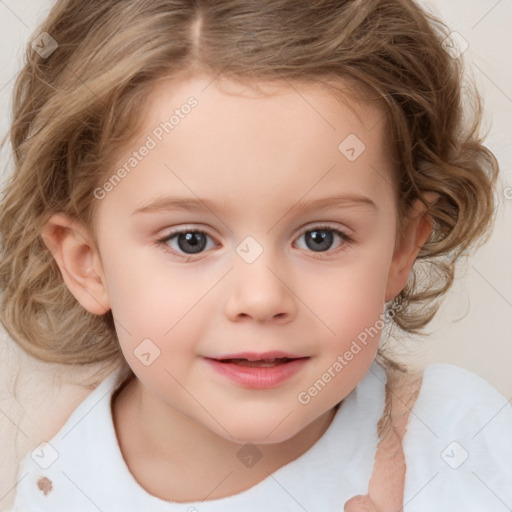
<box><xmin>112</xmin><ymin>376</ymin><xmax>339</xmax><ymax>503</ymax></box>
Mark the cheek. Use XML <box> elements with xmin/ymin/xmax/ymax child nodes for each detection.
<box><xmin>100</xmin><ymin>243</ymin><xmax>216</xmax><ymax>358</ymax></box>
<box><xmin>316</xmin><ymin>246</ymin><xmax>394</xmax><ymax>360</ymax></box>
<box><xmin>325</xmin><ymin>250</ymin><xmax>392</xmax><ymax>320</ymax></box>
<box><xmin>101</xmin><ymin>241</ymin><xmax>186</xmax><ymax>319</ymax></box>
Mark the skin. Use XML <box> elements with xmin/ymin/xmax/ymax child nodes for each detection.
<box><xmin>42</xmin><ymin>74</ymin><xmax>434</xmax><ymax>505</ymax></box>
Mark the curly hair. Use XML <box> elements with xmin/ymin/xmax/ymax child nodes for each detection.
<box><xmin>0</xmin><ymin>0</ymin><xmax>498</xmax><ymax>376</ymax></box>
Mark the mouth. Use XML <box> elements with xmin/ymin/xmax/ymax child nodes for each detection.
<box><xmin>206</xmin><ymin>351</ymin><xmax>308</xmax><ymax>366</ymax></box>
<box><xmin>203</xmin><ymin>352</ymin><xmax>310</xmax><ymax>389</ymax></box>
<box><xmin>213</xmin><ymin>357</ymin><xmax>298</xmax><ymax>367</ymax></box>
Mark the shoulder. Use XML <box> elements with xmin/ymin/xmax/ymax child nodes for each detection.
<box><xmin>407</xmin><ymin>362</ymin><xmax>512</xmax><ymax>446</ymax></box>
<box><xmin>414</xmin><ymin>362</ymin><xmax>512</xmax><ymax>428</ymax></box>
<box><xmin>8</xmin><ymin>368</ymin><xmax>127</xmax><ymax>511</ymax></box>
<box><xmin>421</xmin><ymin>362</ymin><xmax>509</xmax><ymax>400</ymax></box>
<box><xmin>401</xmin><ymin>363</ymin><xmax>512</xmax><ymax>511</ymax></box>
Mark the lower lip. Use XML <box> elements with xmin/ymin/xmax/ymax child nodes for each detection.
<box><xmin>204</xmin><ymin>357</ymin><xmax>309</xmax><ymax>389</ymax></box>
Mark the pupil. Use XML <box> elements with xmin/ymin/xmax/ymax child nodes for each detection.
<box><xmin>307</xmin><ymin>229</ymin><xmax>333</xmax><ymax>252</ymax></box>
<box><xmin>178</xmin><ymin>232</ymin><xmax>206</xmax><ymax>254</ymax></box>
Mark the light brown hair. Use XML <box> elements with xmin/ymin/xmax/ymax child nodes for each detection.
<box><xmin>0</xmin><ymin>0</ymin><xmax>498</xmax><ymax>377</ymax></box>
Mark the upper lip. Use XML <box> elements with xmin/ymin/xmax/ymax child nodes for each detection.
<box><xmin>206</xmin><ymin>351</ymin><xmax>308</xmax><ymax>361</ymax></box>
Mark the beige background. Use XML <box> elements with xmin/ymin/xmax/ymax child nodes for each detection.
<box><xmin>1</xmin><ymin>0</ymin><xmax>511</xmax><ymax>510</ymax></box>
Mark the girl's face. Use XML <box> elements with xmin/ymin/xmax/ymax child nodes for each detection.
<box><xmin>57</xmin><ymin>75</ymin><xmax>428</xmax><ymax>444</ymax></box>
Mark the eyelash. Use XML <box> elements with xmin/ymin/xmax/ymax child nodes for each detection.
<box><xmin>155</xmin><ymin>224</ymin><xmax>353</xmax><ymax>261</ymax></box>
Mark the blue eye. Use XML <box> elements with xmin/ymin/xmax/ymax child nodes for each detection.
<box><xmin>156</xmin><ymin>224</ymin><xmax>352</xmax><ymax>260</ymax></box>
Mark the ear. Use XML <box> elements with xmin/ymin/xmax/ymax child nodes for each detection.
<box><xmin>385</xmin><ymin>193</ymin><xmax>439</xmax><ymax>302</ymax></box>
<box><xmin>41</xmin><ymin>213</ymin><xmax>110</xmax><ymax>315</ymax></box>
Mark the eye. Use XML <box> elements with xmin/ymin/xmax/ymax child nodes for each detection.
<box><xmin>294</xmin><ymin>225</ymin><xmax>352</xmax><ymax>255</ymax></box>
<box><xmin>156</xmin><ymin>227</ymin><xmax>217</xmax><ymax>258</ymax></box>
<box><xmin>156</xmin><ymin>224</ymin><xmax>353</xmax><ymax>260</ymax></box>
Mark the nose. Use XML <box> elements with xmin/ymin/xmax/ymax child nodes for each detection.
<box><xmin>223</xmin><ymin>248</ymin><xmax>297</xmax><ymax>324</ymax></box>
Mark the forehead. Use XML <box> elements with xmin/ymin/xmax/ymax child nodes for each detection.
<box><xmin>146</xmin><ymin>74</ymin><xmax>388</xmax><ymax>161</ymax></box>
<box><xmin>97</xmin><ymin>73</ymin><xmax>396</xmax><ymax>225</ymax></box>
<box><xmin>145</xmin><ymin>73</ymin><xmax>386</xmax><ymax>137</ymax></box>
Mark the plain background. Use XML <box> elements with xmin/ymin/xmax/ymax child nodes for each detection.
<box><xmin>0</xmin><ymin>0</ymin><xmax>511</xmax><ymax>509</ymax></box>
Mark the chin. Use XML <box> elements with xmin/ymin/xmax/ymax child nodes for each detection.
<box><xmin>231</xmin><ymin>431</ymin><xmax>297</xmax><ymax>447</ymax></box>
<box><xmin>213</xmin><ymin>417</ymin><xmax>307</xmax><ymax>446</ymax></box>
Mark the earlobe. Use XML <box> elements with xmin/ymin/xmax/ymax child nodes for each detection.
<box><xmin>385</xmin><ymin>193</ymin><xmax>438</xmax><ymax>302</ymax></box>
<box><xmin>41</xmin><ymin>213</ymin><xmax>110</xmax><ymax>315</ymax></box>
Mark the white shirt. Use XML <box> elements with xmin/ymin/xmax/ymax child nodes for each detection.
<box><xmin>8</xmin><ymin>360</ymin><xmax>512</xmax><ymax>511</ymax></box>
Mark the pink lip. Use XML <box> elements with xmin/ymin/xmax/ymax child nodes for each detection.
<box><xmin>203</xmin><ymin>354</ymin><xmax>309</xmax><ymax>389</ymax></box>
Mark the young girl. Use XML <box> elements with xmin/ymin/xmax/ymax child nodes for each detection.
<box><xmin>1</xmin><ymin>0</ymin><xmax>511</xmax><ymax>511</ymax></box>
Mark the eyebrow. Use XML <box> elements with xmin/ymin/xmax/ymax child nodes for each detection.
<box><xmin>131</xmin><ymin>193</ymin><xmax>378</xmax><ymax>216</ymax></box>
